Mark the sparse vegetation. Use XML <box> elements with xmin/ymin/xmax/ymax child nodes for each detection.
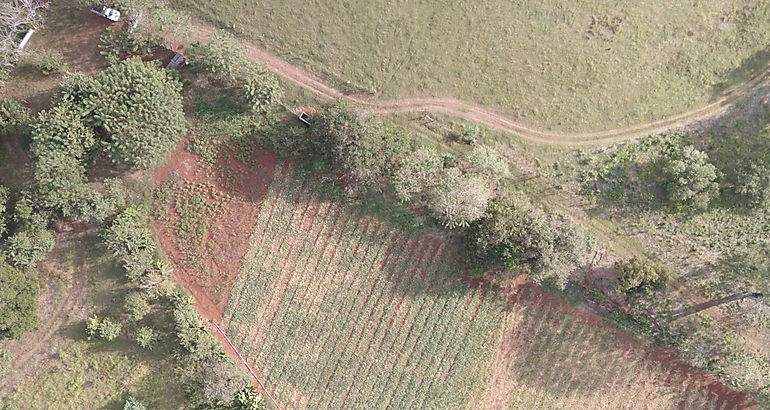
<box><xmin>173</xmin><ymin>0</ymin><xmax>770</xmax><ymax>131</ymax></box>
<box><xmin>30</xmin><ymin>48</ymin><xmax>68</xmax><ymax>75</ymax></box>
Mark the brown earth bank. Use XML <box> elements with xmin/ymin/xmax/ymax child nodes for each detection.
<box><xmin>150</xmin><ymin>140</ymin><xmax>277</xmax><ymax>323</ymax></box>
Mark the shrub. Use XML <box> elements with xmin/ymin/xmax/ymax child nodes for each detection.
<box><xmin>134</xmin><ymin>326</ymin><xmax>158</xmax><ymax>350</ymax></box>
<box><xmin>0</xmin><ymin>263</ymin><xmax>39</xmax><ymax>340</ymax></box>
<box><xmin>0</xmin><ymin>185</ymin><xmax>7</xmax><ymax>238</ymax></box>
<box><xmin>124</xmin><ymin>292</ymin><xmax>151</xmax><ymax>321</ymax></box>
<box><xmin>615</xmin><ymin>258</ymin><xmax>669</xmax><ymax>293</ymax></box>
<box><xmin>729</xmin><ymin>161</ymin><xmax>769</xmax><ymax>208</ymax></box>
<box><xmin>93</xmin><ymin>57</ymin><xmax>186</xmax><ymax>169</ymax></box>
<box><xmin>240</xmin><ymin>63</ymin><xmax>281</xmax><ymax>112</ymax></box>
<box><xmin>197</xmin><ymin>356</ymin><xmax>250</xmax><ymax>407</ymax></box>
<box><xmin>30</xmin><ymin>49</ymin><xmax>68</xmax><ymax>75</ymax></box>
<box><xmin>173</xmin><ymin>302</ymin><xmax>220</xmax><ymax>360</ymax></box>
<box><xmin>459</xmin><ymin>125</ymin><xmax>480</xmax><ymax>145</ymax></box>
<box><xmin>98</xmin><ymin>27</ymin><xmax>155</xmax><ymax>65</ymax></box>
<box><xmin>431</xmin><ymin>171</ymin><xmax>491</xmax><ymax>228</ymax></box>
<box><xmin>235</xmin><ymin>386</ymin><xmax>267</xmax><ymax>410</ymax></box>
<box><xmin>66</xmin><ymin>178</ymin><xmax>127</xmax><ymax>223</ymax></box>
<box><xmin>187</xmin><ymin>29</ymin><xmax>245</xmax><ymax>82</ymax></box>
<box><xmin>661</xmin><ymin>145</ymin><xmax>720</xmax><ymax>211</ymax></box>
<box><xmin>85</xmin><ymin>315</ymin><xmax>100</xmax><ymax>340</ymax></box>
<box><xmin>466</xmin><ymin>145</ymin><xmax>510</xmax><ymax>180</ymax></box>
<box><xmin>86</xmin><ymin>316</ymin><xmax>122</xmax><ymax>341</ymax></box>
<box><xmin>464</xmin><ymin>189</ymin><xmax>591</xmax><ymax>287</ymax></box>
<box><xmin>3</xmin><ymin>228</ymin><xmax>54</xmax><ymax>269</ymax></box>
<box><xmin>395</xmin><ymin>146</ymin><xmax>490</xmax><ymax>228</ymax></box>
<box><xmin>30</xmin><ymin>149</ymin><xmax>88</xmax><ymax>213</ymax></box>
<box><xmin>393</xmin><ymin>147</ymin><xmax>444</xmax><ymax>203</ymax></box>
<box><xmin>31</xmin><ymin>102</ymin><xmax>96</xmax><ymax>160</ymax></box>
<box><xmin>0</xmin><ymin>97</ymin><xmax>29</xmax><ymax>129</ymax></box>
<box><xmin>54</xmin><ymin>71</ymin><xmax>100</xmax><ymax>107</ymax></box>
<box><xmin>101</xmin><ymin>205</ymin><xmax>154</xmax><ymax>258</ymax></box>
<box><xmin>100</xmin><ymin>317</ymin><xmax>122</xmax><ymax>340</ymax></box>
<box><xmin>0</xmin><ymin>348</ymin><xmax>14</xmax><ymax>379</ymax></box>
<box><xmin>123</xmin><ymin>395</ymin><xmax>147</xmax><ymax>410</ymax></box>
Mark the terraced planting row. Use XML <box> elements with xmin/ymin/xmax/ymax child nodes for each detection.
<box><xmin>489</xmin><ymin>285</ymin><xmax>725</xmax><ymax>409</ymax></box>
<box><xmin>222</xmin><ymin>162</ymin><xmax>737</xmax><ymax>408</ymax></box>
<box><xmin>223</xmin><ymin>164</ymin><xmax>503</xmax><ymax>408</ymax></box>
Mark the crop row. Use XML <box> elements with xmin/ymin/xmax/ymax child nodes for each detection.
<box><xmin>222</xmin><ymin>166</ymin><xmax>717</xmax><ymax>409</ymax></box>
<box><xmin>224</xmin><ymin>170</ymin><xmax>504</xmax><ymax>408</ymax></box>
<box><xmin>498</xmin><ymin>288</ymin><xmax>720</xmax><ymax>409</ymax></box>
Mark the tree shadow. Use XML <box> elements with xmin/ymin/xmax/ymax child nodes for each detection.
<box><xmin>709</xmin><ymin>47</ymin><xmax>770</xmax><ymax>98</ymax></box>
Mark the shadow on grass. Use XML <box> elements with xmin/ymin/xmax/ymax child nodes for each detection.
<box><xmin>709</xmin><ymin>47</ymin><xmax>770</xmax><ymax>98</ymax></box>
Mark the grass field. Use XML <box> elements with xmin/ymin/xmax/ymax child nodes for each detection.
<box><xmin>173</xmin><ymin>0</ymin><xmax>769</xmax><ymax>132</ymax></box>
<box><xmin>221</xmin><ymin>162</ymin><xmax>737</xmax><ymax>409</ymax></box>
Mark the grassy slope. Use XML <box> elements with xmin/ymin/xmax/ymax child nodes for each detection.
<box><xmin>221</xmin><ymin>163</ymin><xmax>724</xmax><ymax>408</ymax></box>
<box><xmin>173</xmin><ymin>0</ymin><xmax>769</xmax><ymax>132</ymax></box>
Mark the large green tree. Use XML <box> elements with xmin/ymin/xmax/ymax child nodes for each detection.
<box><xmin>464</xmin><ymin>189</ymin><xmax>591</xmax><ymax>287</ymax></box>
<box><xmin>661</xmin><ymin>145</ymin><xmax>720</xmax><ymax>211</ymax></box>
<box><xmin>93</xmin><ymin>57</ymin><xmax>186</xmax><ymax>169</ymax></box>
<box><xmin>0</xmin><ymin>262</ymin><xmax>39</xmax><ymax>340</ymax></box>
<box><xmin>312</xmin><ymin>101</ymin><xmax>410</xmax><ymax>190</ymax></box>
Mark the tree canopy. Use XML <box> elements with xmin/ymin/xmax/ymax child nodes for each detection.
<box><xmin>661</xmin><ymin>145</ymin><xmax>720</xmax><ymax>211</ymax></box>
<box><xmin>615</xmin><ymin>258</ymin><xmax>669</xmax><ymax>294</ymax></box>
<box><xmin>464</xmin><ymin>189</ymin><xmax>591</xmax><ymax>287</ymax></box>
<box><xmin>313</xmin><ymin>101</ymin><xmax>410</xmax><ymax>190</ymax></box>
<box><xmin>0</xmin><ymin>262</ymin><xmax>39</xmax><ymax>340</ymax></box>
<box><xmin>394</xmin><ymin>146</ymin><xmax>490</xmax><ymax>228</ymax></box>
<box><xmin>93</xmin><ymin>57</ymin><xmax>186</xmax><ymax>169</ymax></box>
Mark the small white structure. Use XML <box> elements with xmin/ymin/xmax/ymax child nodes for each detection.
<box><xmin>17</xmin><ymin>28</ymin><xmax>35</xmax><ymax>50</ymax></box>
<box><xmin>90</xmin><ymin>5</ymin><xmax>121</xmax><ymax>22</ymax></box>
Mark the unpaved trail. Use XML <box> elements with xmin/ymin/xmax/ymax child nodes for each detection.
<box><xmin>187</xmin><ymin>25</ymin><xmax>770</xmax><ymax>146</ymax></box>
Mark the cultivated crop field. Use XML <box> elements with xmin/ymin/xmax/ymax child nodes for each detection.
<box><xmin>173</xmin><ymin>0</ymin><xmax>769</xmax><ymax>132</ymax></box>
<box><xmin>221</xmin><ymin>163</ymin><xmax>742</xmax><ymax>408</ymax></box>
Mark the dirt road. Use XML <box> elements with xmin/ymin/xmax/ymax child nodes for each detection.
<box><xmin>189</xmin><ymin>25</ymin><xmax>770</xmax><ymax>146</ymax></box>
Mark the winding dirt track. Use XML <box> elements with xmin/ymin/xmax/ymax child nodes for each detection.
<box><xmin>191</xmin><ymin>25</ymin><xmax>770</xmax><ymax>146</ymax></box>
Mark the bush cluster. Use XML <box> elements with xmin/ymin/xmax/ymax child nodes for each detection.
<box><xmin>85</xmin><ymin>315</ymin><xmax>122</xmax><ymax>341</ymax></box>
<box><xmin>24</xmin><ymin>57</ymin><xmax>185</xmax><ymax>223</ymax></box>
<box><xmin>463</xmin><ymin>188</ymin><xmax>592</xmax><ymax>287</ymax></box>
<box><xmin>188</xmin><ymin>30</ymin><xmax>281</xmax><ymax>113</ymax></box>
<box><xmin>615</xmin><ymin>258</ymin><xmax>669</xmax><ymax>294</ymax></box>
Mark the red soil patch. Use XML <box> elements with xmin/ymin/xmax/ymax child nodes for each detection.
<box><xmin>151</xmin><ymin>140</ymin><xmax>276</xmax><ymax>323</ymax></box>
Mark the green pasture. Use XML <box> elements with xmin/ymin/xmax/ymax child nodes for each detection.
<box><xmin>174</xmin><ymin>0</ymin><xmax>769</xmax><ymax>132</ymax></box>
